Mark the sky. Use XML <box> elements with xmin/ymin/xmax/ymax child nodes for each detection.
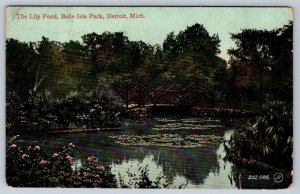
<box><xmin>6</xmin><ymin>7</ymin><xmax>293</xmax><ymax>61</ymax></box>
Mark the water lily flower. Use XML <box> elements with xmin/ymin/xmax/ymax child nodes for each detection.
<box><xmin>66</xmin><ymin>155</ymin><xmax>73</xmax><ymax>162</ymax></box>
<box><xmin>52</xmin><ymin>153</ymin><xmax>59</xmax><ymax>158</ymax></box>
<box><xmin>96</xmin><ymin>166</ymin><xmax>105</xmax><ymax>171</ymax></box>
<box><xmin>9</xmin><ymin>144</ymin><xmax>17</xmax><ymax>148</ymax></box>
<box><xmin>82</xmin><ymin>172</ymin><xmax>89</xmax><ymax>177</ymax></box>
<box><xmin>34</xmin><ymin>145</ymin><xmax>41</xmax><ymax>151</ymax></box>
<box><xmin>39</xmin><ymin>160</ymin><xmax>47</xmax><ymax>165</ymax></box>
<box><xmin>21</xmin><ymin>154</ymin><xmax>29</xmax><ymax>160</ymax></box>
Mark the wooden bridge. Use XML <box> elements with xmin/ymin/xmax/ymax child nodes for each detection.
<box><xmin>112</xmin><ymin>81</ymin><xmax>215</xmax><ymax>109</ymax></box>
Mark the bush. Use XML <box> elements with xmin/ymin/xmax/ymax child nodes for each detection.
<box><xmin>6</xmin><ymin>89</ymin><xmax>122</xmax><ymax>134</ymax></box>
<box><xmin>6</xmin><ymin>142</ymin><xmax>181</xmax><ymax>188</ymax></box>
<box><xmin>6</xmin><ymin>143</ymin><xmax>117</xmax><ymax>187</ymax></box>
<box><xmin>225</xmin><ymin>101</ymin><xmax>293</xmax><ymax>170</ymax></box>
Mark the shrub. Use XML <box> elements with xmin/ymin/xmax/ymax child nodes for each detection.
<box><xmin>225</xmin><ymin>101</ymin><xmax>293</xmax><ymax>170</ymax></box>
<box><xmin>6</xmin><ymin>142</ymin><xmax>180</xmax><ymax>188</ymax></box>
<box><xmin>6</xmin><ymin>143</ymin><xmax>117</xmax><ymax>187</ymax></box>
<box><xmin>6</xmin><ymin>89</ymin><xmax>122</xmax><ymax>134</ymax></box>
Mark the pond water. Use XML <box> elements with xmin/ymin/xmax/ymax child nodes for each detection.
<box><xmin>15</xmin><ymin>116</ymin><xmax>285</xmax><ymax>189</ymax></box>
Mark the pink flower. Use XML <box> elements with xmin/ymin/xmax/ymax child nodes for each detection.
<box><xmin>66</xmin><ymin>155</ymin><xmax>73</xmax><ymax>162</ymax></box>
<box><xmin>39</xmin><ymin>160</ymin><xmax>47</xmax><ymax>165</ymax></box>
<box><xmin>52</xmin><ymin>153</ymin><xmax>59</xmax><ymax>158</ymax></box>
<box><xmin>68</xmin><ymin>143</ymin><xmax>75</xmax><ymax>148</ymax></box>
<box><xmin>9</xmin><ymin>144</ymin><xmax>17</xmax><ymax>148</ymax></box>
<box><xmin>87</xmin><ymin>156</ymin><xmax>97</xmax><ymax>162</ymax></box>
<box><xmin>21</xmin><ymin>154</ymin><xmax>29</xmax><ymax>160</ymax></box>
<box><xmin>96</xmin><ymin>166</ymin><xmax>105</xmax><ymax>171</ymax></box>
<box><xmin>82</xmin><ymin>172</ymin><xmax>89</xmax><ymax>177</ymax></box>
<box><xmin>95</xmin><ymin>174</ymin><xmax>100</xmax><ymax>178</ymax></box>
<box><xmin>87</xmin><ymin>156</ymin><xmax>93</xmax><ymax>162</ymax></box>
<box><xmin>34</xmin><ymin>145</ymin><xmax>41</xmax><ymax>151</ymax></box>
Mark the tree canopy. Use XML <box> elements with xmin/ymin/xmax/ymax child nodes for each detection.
<box><xmin>227</xmin><ymin>21</ymin><xmax>293</xmax><ymax>103</ymax></box>
<box><xmin>6</xmin><ymin>22</ymin><xmax>292</xmax><ymax>105</ymax></box>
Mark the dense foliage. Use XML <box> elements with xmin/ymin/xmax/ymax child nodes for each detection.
<box><xmin>6</xmin><ymin>23</ymin><xmax>226</xmax><ymax>95</ymax></box>
<box><xmin>227</xmin><ymin>21</ymin><xmax>293</xmax><ymax>103</ymax></box>
<box><xmin>6</xmin><ymin>89</ymin><xmax>121</xmax><ymax>134</ymax></box>
<box><xmin>6</xmin><ymin>22</ymin><xmax>292</xmax><ymax>108</ymax></box>
<box><xmin>6</xmin><ymin>143</ymin><xmax>116</xmax><ymax>187</ymax></box>
<box><xmin>6</xmin><ymin>143</ymin><xmax>179</xmax><ymax>188</ymax></box>
<box><xmin>225</xmin><ymin>101</ymin><xmax>293</xmax><ymax>170</ymax></box>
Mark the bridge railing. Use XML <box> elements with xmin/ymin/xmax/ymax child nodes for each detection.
<box><xmin>112</xmin><ymin>81</ymin><xmax>214</xmax><ymax>109</ymax></box>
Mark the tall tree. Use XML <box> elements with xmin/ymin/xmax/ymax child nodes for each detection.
<box><xmin>228</xmin><ymin>29</ymin><xmax>278</xmax><ymax>102</ymax></box>
<box><xmin>162</xmin><ymin>23</ymin><xmax>224</xmax><ymax>86</ymax></box>
<box><xmin>269</xmin><ymin>21</ymin><xmax>293</xmax><ymax>101</ymax></box>
<box><xmin>227</xmin><ymin>21</ymin><xmax>293</xmax><ymax>102</ymax></box>
<box><xmin>6</xmin><ymin>39</ymin><xmax>37</xmax><ymax>96</ymax></box>
<box><xmin>82</xmin><ymin>32</ymin><xmax>102</xmax><ymax>83</ymax></box>
<box><xmin>61</xmin><ymin>40</ymin><xmax>90</xmax><ymax>93</ymax></box>
<box><xmin>35</xmin><ymin>37</ymin><xmax>66</xmax><ymax>95</ymax></box>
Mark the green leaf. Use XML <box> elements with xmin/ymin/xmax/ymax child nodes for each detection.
<box><xmin>266</xmin><ymin>126</ymin><xmax>273</xmax><ymax>134</ymax></box>
<box><xmin>252</xmin><ymin>122</ymin><xmax>258</xmax><ymax>129</ymax></box>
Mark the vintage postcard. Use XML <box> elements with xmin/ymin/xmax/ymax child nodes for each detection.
<box><xmin>6</xmin><ymin>6</ymin><xmax>293</xmax><ymax>189</ymax></box>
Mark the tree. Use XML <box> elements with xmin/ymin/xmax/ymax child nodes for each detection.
<box><xmin>162</xmin><ymin>23</ymin><xmax>224</xmax><ymax>86</ymax></box>
<box><xmin>82</xmin><ymin>32</ymin><xmax>134</xmax><ymax>84</ymax></box>
<box><xmin>62</xmin><ymin>40</ymin><xmax>90</xmax><ymax>93</ymax></box>
<box><xmin>35</xmin><ymin>37</ymin><xmax>68</xmax><ymax>95</ymax></box>
<box><xmin>269</xmin><ymin>21</ymin><xmax>293</xmax><ymax>101</ymax></box>
<box><xmin>81</xmin><ymin>32</ymin><xmax>102</xmax><ymax>84</ymax></box>
<box><xmin>6</xmin><ymin>39</ymin><xmax>38</xmax><ymax>96</ymax></box>
<box><xmin>228</xmin><ymin>29</ymin><xmax>278</xmax><ymax>102</ymax></box>
<box><xmin>227</xmin><ymin>21</ymin><xmax>293</xmax><ymax>103</ymax></box>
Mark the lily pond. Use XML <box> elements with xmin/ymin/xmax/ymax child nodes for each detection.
<box><xmin>15</xmin><ymin>116</ymin><xmax>281</xmax><ymax>189</ymax></box>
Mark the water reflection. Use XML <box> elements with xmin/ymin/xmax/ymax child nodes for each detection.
<box><xmin>21</xmin><ymin>117</ymin><xmax>236</xmax><ymax>188</ymax></box>
<box><xmin>200</xmin><ymin>130</ymin><xmax>235</xmax><ymax>188</ymax></box>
